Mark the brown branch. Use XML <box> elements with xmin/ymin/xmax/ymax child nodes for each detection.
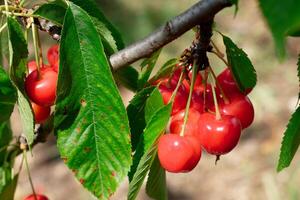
<box><xmin>109</xmin><ymin>0</ymin><xmax>232</xmax><ymax>70</ymax></box>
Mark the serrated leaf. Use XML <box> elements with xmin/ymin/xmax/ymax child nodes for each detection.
<box><xmin>0</xmin><ymin>122</ymin><xmax>13</xmax><ymax>166</ymax></box>
<box><xmin>146</xmin><ymin>155</ymin><xmax>167</xmax><ymax>200</ymax></box>
<box><xmin>54</xmin><ymin>3</ymin><xmax>131</xmax><ymax>199</ymax></box>
<box><xmin>145</xmin><ymin>88</ymin><xmax>164</xmax><ymax>123</ymax></box>
<box><xmin>149</xmin><ymin>58</ymin><xmax>177</xmax><ymax>84</ymax></box>
<box><xmin>0</xmin><ymin>67</ymin><xmax>16</xmax><ymax>123</ymax></box>
<box><xmin>114</xmin><ymin>66</ymin><xmax>139</xmax><ymax>92</ymax></box>
<box><xmin>222</xmin><ymin>34</ymin><xmax>257</xmax><ymax>92</ymax></box>
<box><xmin>128</xmin><ymin>105</ymin><xmax>171</xmax><ymax>200</ymax></box>
<box><xmin>138</xmin><ymin>50</ymin><xmax>161</xmax><ymax>89</ymax></box>
<box><xmin>259</xmin><ymin>0</ymin><xmax>300</xmax><ymax>58</ymax></box>
<box><xmin>7</xmin><ymin>17</ymin><xmax>34</xmax><ymax>146</ymax></box>
<box><xmin>0</xmin><ymin>174</ymin><xmax>18</xmax><ymax>200</ymax></box>
<box><xmin>33</xmin><ymin>1</ymin><xmax>67</xmax><ymax>25</ymax></box>
<box><xmin>127</xmin><ymin>86</ymin><xmax>155</xmax><ymax>151</ymax></box>
<box><xmin>70</xmin><ymin>0</ymin><xmax>125</xmax><ymax>50</ymax></box>
<box><xmin>278</xmin><ymin>106</ymin><xmax>300</xmax><ymax>171</ymax></box>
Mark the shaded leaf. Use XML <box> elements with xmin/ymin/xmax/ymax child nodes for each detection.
<box><xmin>138</xmin><ymin>50</ymin><xmax>161</xmax><ymax>89</ymax></box>
<box><xmin>146</xmin><ymin>155</ymin><xmax>167</xmax><ymax>200</ymax></box>
<box><xmin>145</xmin><ymin>88</ymin><xmax>164</xmax><ymax>123</ymax></box>
<box><xmin>7</xmin><ymin>17</ymin><xmax>34</xmax><ymax>146</ymax></box>
<box><xmin>128</xmin><ymin>105</ymin><xmax>171</xmax><ymax>200</ymax></box>
<box><xmin>259</xmin><ymin>0</ymin><xmax>300</xmax><ymax>57</ymax></box>
<box><xmin>0</xmin><ymin>67</ymin><xmax>16</xmax><ymax>123</ymax></box>
<box><xmin>55</xmin><ymin>3</ymin><xmax>131</xmax><ymax>199</ymax></box>
<box><xmin>0</xmin><ymin>174</ymin><xmax>18</xmax><ymax>200</ymax></box>
<box><xmin>222</xmin><ymin>34</ymin><xmax>257</xmax><ymax>92</ymax></box>
<box><xmin>34</xmin><ymin>1</ymin><xmax>67</xmax><ymax>25</ymax></box>
<box><xmin>114</xmin><ymin>66</ymin><xmax>139</xmax><ymax>92</ymax></box>
<box><xmin>127</xmin><ymin>86</ymin><xmax>155</xmax><ymax>151</ymax></box>
<box><xmin>0</xmin><ymin>122</ymin><xmax>13</xmax><ymax>166</ymax></box>
<box><xmin>277</xmin><ymin>106</ymin><xmax>300</xmax><ymax>171</ymax></box>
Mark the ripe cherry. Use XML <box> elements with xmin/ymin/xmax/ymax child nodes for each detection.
<box><xmin>31</xmin><ymin>102</ymin><xmax>51</xmax><ymax>124</ymax></box>
<box><xmin>47</xmin><ymin>44</ymin><xmax>59</xmax><ymax>66</ymax></box>
<box><xmin>198</xmin><ymin>112</ymin><xmax>242</xmax><ymax>155</ymax></box>
<box><xmin>27</xmin><ymin>61</ymin><xmax>37</xmax><ymax>75</ymax></box>
<box><xmin>24</xmin><ymin>194</ymin><xmax>49</xmax><ymax>200</ymax></box>
<box><xmin>169</xmin><ymin>108</ymin><xmax>201</xmax><ymax>142</ymax></box>
<box><xmin>158</xmin><ymin>134</ymin><xmax>201</xmax><ymax>173</ymax></box>
<box><xmin>25</xmin><ymin>68</ymin><xmax>58</xmax><ymax>106</ymax></box>
<box><xmin>158</xmin><ymin>80</ymin><xmax>188</xmax><ymax>115</ymax></box>
<box><xmin>220</xmin><ymin>94</ymin><xmax>254</xmax><ymax>129</ymax></box>
<box><xmin>217</xmin><ymin>68</ymin><xmax>252</xmax><ymax>95</ymax></box>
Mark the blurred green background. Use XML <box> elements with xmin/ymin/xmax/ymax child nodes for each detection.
<box><xmin>13</xmin><ymin>0</ymin><xmax>300</xmax><ymax>199</ymax></box>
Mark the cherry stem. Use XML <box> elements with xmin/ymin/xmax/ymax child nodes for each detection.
<box><xmin>211</xmin><ymin>50</ymin><xmax>229</xmax><ymax>67</ymax></box>
<box><xmin>211</xmin><ymin>40</ymin><xmax>224</xmax><ymax>58</ymax></box>
<box><xmin>209</xmin><ymin>70</ymin><xmax>221</xmax><ymax>120</ymax></box>
<box><xmin>208</xmin><ymin>66</ymin><xmax>229</xmax><ymax>104</ymax></box>
<box><xmin>203</xmin><ymin>68</ymin><xmax>209</xmax><ymax>111</ymax></box>
<box><xmin>23</xmin><ymin>150</ymin><xmax>38</xmax><ymax>200</ymax></box>
<box><xmin>180</xmin><ymin>60</ymin><xmax>198</xmax><ymax>137</ymax></box>
<box><xmin>169</xmin><ymin>67</ymin><xmax>184</xmax><ymax>104</ymax></box>
<box><xmin>215</xmin><ymin>155</ymin><xmax>220</xmax><ymax>165</ymax></box>
<box><xmin>32</xmin><ymin>22</ymin><xmax>42</xmax><ymax>79</ymax></box>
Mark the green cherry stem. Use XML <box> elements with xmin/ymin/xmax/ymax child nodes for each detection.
<box><xmin>210</xmin><ymin>50</ymin><xmax>229</xmax><ymax>66</ymax></box>
<box><xmin>23</xmin><ymin>150</ymin><xmax>38</xmax><ymax>200</ymax></box>
<box><xmin>208</xmin><ymin>65</ymin><xmax>229</xmax><ymax>104</ymax></box>
<box><xmin>180</xmin><ymin>60</ymin><xmax>198</xmax><ymax>137</ymax></box>
<box><xmin>32</xmin><ymin>21</ymin><xmax>42</xmax><ymax>79</ymax></box>
<box><xmin>209</xmin><ymin>69</ymin><xmax>221</xmax><ymax>120</ymax></box>
<box><xmin>169</xmin><ymin>67</ymin><xmax>184</xmax><ymax>103</ymax></box>
<box><xmin>211</xmin><ymin>40</ymin><xmax>224</xmax><ymax>58</ymax></box>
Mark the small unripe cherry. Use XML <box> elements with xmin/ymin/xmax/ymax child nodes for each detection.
<box><xmin>158</xmin><ymin>134</ymin><xmax>201</xmax><ymax>173</ymax></box>
<box><xmin>31</xmin><ymin>102</ymin><xmax>51</xmax><ymax>124</ymax></box>
<box><xmin>198</xmin><ymin>112</ymin><xmax>242</xmax><ymax>155</ymax></box>
<box><xmin>25</xmin><ymin>68</ymin><xmax>58</xmax><ymax>106</ymax></box>
<box><xmin>24</xmin><ymin>194</ymin><xmax>49</xmax><ymax>200</ymax></box>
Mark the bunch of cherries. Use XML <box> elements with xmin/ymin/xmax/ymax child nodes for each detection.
<box><xmin>156</xmin><ymin>64</ymin><xmax>254</xmax><ymax>173</ymax></box>
<box><xmin>24</xmin><ymin>44</ymin><xmax>59</xmax><ymax>124</ymax></box>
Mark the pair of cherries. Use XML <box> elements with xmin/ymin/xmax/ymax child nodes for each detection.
<box><xmin>25</xmin><ymin>45</ymin><xmax>59</xmax><ymax>124</ymax></box>
<box><xmin>157</xmin><ymin>66</ymin><xmax>254</xmax><ymax>173</ymax></box>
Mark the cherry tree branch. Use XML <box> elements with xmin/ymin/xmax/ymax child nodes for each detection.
<box><xmin>109</xmin><ymin>0</ymin><xmax>232</xmax><ymax>70</ymax></box>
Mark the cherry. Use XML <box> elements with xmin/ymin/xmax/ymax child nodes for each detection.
<box><xmin>27</xmin><ymin>61</ymin><xmax>37</xmax><ymax>75</ymax></box>
<box><xmin>169</xmin><ymin>108</ymin><xmax>201</xmax><ymax>142</ymax></box>
<box><xmin>158</xmin><ymin>134</ymin><xmax>201</xmax><ymax>173</ymax></box>
<box><xmin>220</xmin><ymin>94</ymin><xmax>254</xmax><ymax>129</ymax></box>
<box><xmin>158</xmin><ymin>80</ymin><xmax>188</xmax><ymax>115</ymax></box>
<box><xmin>217</xmin><ymin>68</ymin><xmax>252</xmax><ymax>95</ymax></box>
<box><xmin>198</xmin><ymin>112</ymin><xmax>242</xmax><ymax>155</ymax></box>
<box><xmin>24</xmin><ymin>194</ymin><xmax>49</xmax><ymax>200</ymax></box>
<box><xmin>25</xmin><ymin>68</ymin><xmax>58</xmax><ymax>106</ymax></box>
<box><xmin>31</xmin><ymin>102</ymin><xmax>51</xmax><ymax>124</ymax></box>
<box><xmin>47</xmin><ymin>44</ymin><xmax>59</xmax><ymax>66</ymax></box>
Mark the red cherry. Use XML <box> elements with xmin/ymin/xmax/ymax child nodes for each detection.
<box><xmin>47</xmin><ymin>44</ymin><xmax>59</xmax><ymax>66</ymax></box>
<box><xmin>198</xmin><ymin>112</ymin><xmax>242</xmax><ymax>155</ymax></box>
<box><xmin>31</xmin><ymin>102</ymin><xmax>51</xmax><ymax>124</ymax></box>
<box><xmin>24</xmin><ymin>194</ymin><xmax>49</xmax><ymax>200</ymax></box>
<box><xmin>25</xmin><ymin>68</ymin><xmax>58</xmax><ymax>106</ymax></box>
<box><xmin>158</xmin><ymin>80</ymin><xmax>188</xmax><ymax>115</ymax></box>
<box><xmin>217</xmin><ymin>68</ymin><xmax>252</xmax><ymax>95</ymax></box>
<box><xmin>51</xmin><ymin>60</ymin><xmax>59</xmax><ymax>72</ymax></box>
<box><xmin>158</xmin><ymin>134</ymin><xmax>201</xmax><ymax>173</ymax></box>
<box><xmin>169</xmin><ymin>108</ymin><xmax>201</xmax><ymax>142</ymax></box>
<box><xmin>220</xmin><ymin>95</ymin><xmax>254</xmax><ymax>129</ymax></box>
<box><xmin>188</xmin><ymin>71</ymin><xmax>203</xmax><ymax>89</ymax></box>
<box><xmin>27</xmin><ymin>61</ymin><xmax>37</xmax><ymax>75</ymax></box>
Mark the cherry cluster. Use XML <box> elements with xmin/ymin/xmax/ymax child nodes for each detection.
<box><xmin>25</xmin><ymin>45</ymin><xmax>59</xmax><ymax>124</ymax></box>
<box><xmin>156</xmin><ymin>65</ymin><xmax>254</xmax><ymax>173</ymax></box>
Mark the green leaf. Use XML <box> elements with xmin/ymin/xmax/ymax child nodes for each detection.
<box><xmin>145</xmin><ymin>88</ymin><xmax>164</xmax><ymax>123</ymax></box>
<box><xmin>229</xmin><ymin>0</ymin><xmax>238</xmax><ymax>15</ymax></box>
<box><xmin>297</xmin><ymin>54</ymin><xmax>300</xmax><ymax>104</ymax></box>
<box><xmin>146</xmin><ymin>155</ymin><xmax>167</xmax><ymax>200</ymax></box>
<box><xmin>149</xmin><ymin>58</ymin><xmax>177</xmax><ymax>84</ymax></box>
<box><xmin>55</xmin><ymin>3</ymin><xmax>131</xmax><ymax>199</ymax></box>
<box><xmin>259</xmin><ymin>0</ymin><xmax>300</xmax><ymax>58</ymax></box>
<box><xmin>0</xmin><ymin>122</ymin><xmax>13</xmax><ymax>166</ymax></box>
<box><xmin>127</xmin><ymin>86</ymin><xmax>155</xmax><ymax>151</ymax></box>
<box><xmin>0</xmin><ymin>174</ymin><xmax>18</xmax><ymax>200</ymax></box>
<box><xmin>114</xmin><ymin>66</ymin><xmax>139</xmax><ymax>91</ymax></box>
<box><xmin>0</xmin><ymin>16</ymin><xmax>9</xmax><ymax>67</ymax></box>
<box><xmin>138</xmin><ymin>50</ymin><xmax>161</xmax><ymax>90</ymax></box>
<box><xmin>0</xmin><ymin>68</ymin><xmax>16</xmax><ymax>123</ymax></box>
<box><xmin>70</xmin><ymin>0</ymin><xmax>125</xmax><ymax>50</ymax></box>
<box><xmin>33</xmin><ymin>0</ymin><xmax>67</xmax><ymax>25</ymax></box>
<box><xmin>128</xmin><ymin>105</ymin><xmax>171</xmax><ymax>200</ymax></box>
<box><xmin>222</xmin><ymin>34</ymin><xmax>257</xmax><ymax>92</ymax></box>
<box><xmin>277</xmin><ymin>106</ymin><xmax>300</xmax><ymax>171</ymax></box>
<box><xmin>7</xmin><ymin>17</ymin><xmax>34</xmax><ymax>146</ymax></box>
